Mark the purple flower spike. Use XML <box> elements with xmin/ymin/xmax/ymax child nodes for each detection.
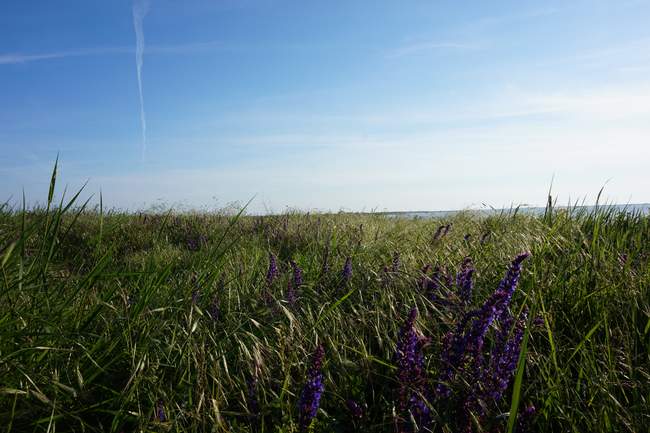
<box><xmin>394</xmin><ymin>308</ymin><xmax>431</xmax><ymax>431</ymax></box>
<box><xmin>287</xmin><ymin>280</ymin><xmax>298</xmax><ymax>306</ymax></box>
<box><xmin>516</xmin><ymin>403</ymin><xmax>537</xmax><ymax>433</ymax></box>
<box><xmin>342</xmin><ymin>257</ymin><xmax>353</xmax><ymax>283</ymax></box>
<box><xmin>378</xmin><ymin>265</ymin><xmax>391</xmax><ymax>288</ymax></box>
<box><xmin>395</xmin><ymin>308</ymin><xmax>419</xmax><ymax>411</ymax></box>
<box><xmin>434</xmin><ymin>330</ymin><xmax>455</xmax><ymax>398</ymax></box>
<box><xmin>490</xmin><ymin>251</ymin><xmax>530</xmax><ymax>321</ymax></box>
<box><xmin>409</xmin><ymin>393</ymin><xmax>431</xmax><ymax>430</ymax></box>
<box><xmin>482</xmin><ymin>309</ymin><xmax>528</xmax><ymax>401</ymax></box>
<box><xmin>266</xmin><ymin>253</ymin><xmax>278</xmax><ymax>286</ymax></box>
<box><xmin>155</xmin><ymin>399</ymin><xmax>166</xmax><ymax>422</ymax></box>
<box><xmin>298</xmin><ymin>345</ymin><xmax>325</xmax><ymax>431</ymax></box>
<box><xmin>456</xmin><ymin>257</ymin><xmax>475</xmax><ymax>304</ymax></box>
<box><xmin>290</xmin><ymin>260</ymin><xmax>303</xmax><ymax>288</ymax></box>
<box><xmin>346</xmin><ymin>399</ymin><xmax>364</xmax><ymax>419</ymax></box>
<box><xmin>208</xmin><ymin>294</ymin><xmax>220</xmax><ymax>321</ymax></box>
<box><xmin>426</xmin><ymin>266</ymin><xmax>442</xmax><ymax>301</ymax></box>
<box><xmin>247</xmin><ymin>375</ymin><xmax>260</xmax><ymax>424</ymax></box>
<box><xmin>435</xmin><ymin>252</ymin><xmax>531</xmax><ymax>405</ymax></box>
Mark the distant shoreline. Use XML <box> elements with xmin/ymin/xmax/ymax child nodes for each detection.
<box><xmin>382</xmin><ymin>203</ymin><xmax>650</xmax><ymax>219</ymax></box>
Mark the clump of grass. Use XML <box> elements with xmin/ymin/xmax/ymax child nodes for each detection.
<box><xmin>0</xmin><ymin>166</ymin><xmax>648</xmax><ymax>432</ymax></box>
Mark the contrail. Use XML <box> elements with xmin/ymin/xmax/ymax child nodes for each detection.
<box><xmin>132</xmin><ymin>0</ymin><xmax>150</xmax><ymax>161</ymax></box>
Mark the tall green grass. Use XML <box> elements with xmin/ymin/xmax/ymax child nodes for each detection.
<box><xmin>0</xmin><ymin>170</ymin><xmax>648</xmax><ymax>432</ymax></box>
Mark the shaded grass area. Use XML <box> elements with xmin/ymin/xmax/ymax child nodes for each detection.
<box><xmin>0</xmin><ymin>176</ymin><xmax>648</xmax><ymax>432</ymax></box>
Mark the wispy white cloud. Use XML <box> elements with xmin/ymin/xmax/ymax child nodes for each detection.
<box><xmin>133</xmin><ymin>0</ymin><xmax>150</xmax><ymax>161</ymax></box>
<box><xmin>516</xmin><ymin>36</ymin><xmax>650</xmax><ymax>78</ymax></box>
<box><xmin>61</xmin><ymin>118</ymin><xmax>649</xmax><ymax>213</ymax></box>
<box><xmin>0</xmin><ymin>52</ymin><xmax>71</xmax><ymax>64</ymax></box>
<box><xmin>0</xmin><ymin>47</ymin><xmax>130</xmax><ymax>64</ymax></box>
<box><xmin>390</xmin><ymin>5</ymin><xmax>562</xmax><ymax>61</ymax></box>
<box><xmin>0</xmin><ymin>41</ymin><xmax>231</xmax><ymax>65</ymax></box>
<box><xmin>202</xmin><ymin>80</ymin><xmax>650</xmax><ymax>133</ymax></box>
<box><xmin>4</xmin><ymin>103</ymin><xmax>649</xmax><ymax>213</ymax></box>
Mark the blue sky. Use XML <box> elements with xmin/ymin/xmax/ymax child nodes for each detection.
<box><xmin>1</xmin><ymin>0</ymin><xmax>650</xmax><ymax>212</ymax></box>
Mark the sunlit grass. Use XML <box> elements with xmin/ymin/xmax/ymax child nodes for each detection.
<box><xmin>0</xmin><ymin>166</ymin><xmax>648</xmax><ymax>432</ymax></box>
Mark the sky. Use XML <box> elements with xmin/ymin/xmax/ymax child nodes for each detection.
<box><xmin>1</xmin><ymin>0</ymin><xmax>649</xmax><ymax>213</ymax></box>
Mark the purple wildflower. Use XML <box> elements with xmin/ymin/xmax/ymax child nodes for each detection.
<box><xmin>286</xmin><ymin>280</ymin><xmax>298</xmax><ymax>306</ymax></box>
<box><xmin>207</xmin><ymin>294</ymin><xmax>220</xmax><ymax>321</ymax></box>
<box><xmin>419</xmin><ymin>264</ymin><xmax>432</xmax><ymax>290</ymax></box>
<box><xmin>395</xmin><ymin>308</ymin><xmax>420</xmax><ymax>411</ymax></box>
<box><xmin>266</xmin><ymin>253</ymin><xmax>278</xmax><ymax>286</ymax></box>
<box><xmin>516</xmin><ymin>403</ymin><xmax>536</xmax><ymax>432</ymax></box>
<box><xmin>434</xmin><ymin>254</ymin><xmax>532</xmax><ymax>433</ymax></box>
<box><xmin>426</xmin><ymin>266</ymin><xmax>454</xmax><ymax>308</ymax></box>
<box><xmin>392</xmin><ymin>251</ymin><xmax>401</xmax><ymax>273</ymax></box>
<box><xmin>394</xmin><ymin>308</ymin><xmax>431</xmax><ymax>431</ymax></box>
<box><xmin>342</xmin><ymin>257</ymin><xmax>353</xmax><ymax>284</ymax></box>
<box><xmin>456</xmin><ymin>257</ymin><xmax>475</xmax><ymax>304</ymax></box>
<box><xmin>435</xmin><ymin>253</ymin><xmax>531</xmax><ymax>401</ymax></box>
<box><xmin>290</xmin><ymin>260</ymin><xmax>303</xmax><ymax>288</ymax></box>
<box><xmin>426</xmin><ymin>266</ymin><xmax>442</xmax><ymax>302</ymax></box>
<box><xmin>155</xmin><ymin>399</ymin><xmax>166</xmax><ymax>422</ymax></box>
<box><xmin>186</xmin><ymin>237</ymin><xmax>199</xmax><ymax>251</ymax></box>
<box><xmin>298</xmin><ymin>345</ymin><xmax>325</xmax><ymax>432</ymax></box>
<box><xmin>346</xmin><ymin>399</ymin><xmax>364</xmax><ymax>419</ymax></box>
<box><xmin>381</xmin><ymin>265</ymin><xmax>391</xmax><ymax>287</ymax></box>
<box><xmin>435</xmin><ymin>309</ymin><xmax>485</xmax><ymax>398</ymax></box>
<box><xmin>408</xmin><ymin>393</ymin><xmax>432</xmax><ymax>431</ymax></box>
<box><xmin>489</xmin><ymin>252</ymin><xmax>530</xmax><ymax>322</ymax></box>
<box><xmin>435</xmin><ymin>331</ymin><xmax>456</xmax><ymax>398</ymax></box>
<box><xmin>465</xmin><ymin>305</ymin><xmax>497</xmax><ymax>363</ymax></box>
<box><xmin>247</xmin><ymin>375</ymin><xmax>260</xmax><ymax>429</ymax></box>
<box><xmin>482</xmin><ymin>309</ymin><xmax>528</xmax><ymax>401</ymax></box>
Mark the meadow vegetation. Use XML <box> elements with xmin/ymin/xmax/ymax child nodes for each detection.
<box><xmin>1</xmin><ymin>170</ymin><xmax>648</xmax><ymax>432</ymax></box>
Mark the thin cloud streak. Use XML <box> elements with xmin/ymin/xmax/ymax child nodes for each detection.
<box><xmin>0</xmin><ymin>41</ymin><xmax>231</xmax><ymax>65</ymax></box>
<box><xmin>133</xmin><ymin>0</ymin><xmax>150</xmax><ymax>161</ymax></box>
<box><xmin>209</xmin><ymin>80</ymin><xmax>650</xmax><ymax>127</ymax></box>
<box><xmin>385</xmin><ymin>6</ymin><xmax>561</xmax><ymax>60</ymax></box>
<box><xmin>0</xmin><ymin>47</ymin><xmax>130</xmax><ymax>64</ymax></box>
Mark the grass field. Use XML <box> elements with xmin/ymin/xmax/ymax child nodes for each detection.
<box><xmin>1</xmin><ymin>170</ymin><xmax>648</xmax><ymax>432</ymax></box>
